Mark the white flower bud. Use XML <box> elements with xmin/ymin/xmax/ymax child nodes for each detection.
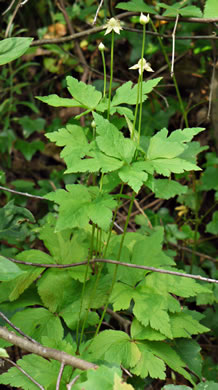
<box><xmin>98</xmin><ymin>42</ymin><xmax>105</xmax><ymax>52</ymax></box>
<box><xmin>140</xmin><ymin>13</ymin><xmax>150</xmax><ymax>25</ymax></box>
<box><xmin>91</xmin><ymin>120</ymin><xmax>96</xmax><ymax>128</ymax></box>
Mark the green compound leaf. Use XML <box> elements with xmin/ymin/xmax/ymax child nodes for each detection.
<box><xmin>131</xmin><ymin>342</ymin><xmax>166</xmax><ymax>379</ymax></box>
<box><xmin>45</xmin><ymin>184</ymin><xmax>116</xmax><ymax>231</ymax></box>
<box><xmin>0</xmin><ymin>37</ymin><xmax>33</xmax><ymax>66</ymax></box>
<box><xmin>159</xmin><ymin>3</ymin><xmax>202</xmax><ymax>17</ymax></box>
<box><xmin>8</xmin><ymin>250</ymin><xmax>53</xmax><ymax>301</ymax></box>
<box><xmin>46</xmin><ymin>124</ymin><xmax>90</xmax><ymax>168</ymax></box>
<box><xmin>141</xmin><ymin>127</ymin><xmax>204</xmax><ymax>176</ymax></box>
<box><xmin>147</xmin><ymin>128</ymin><xmax>202</xmax><ymax>160</ymax></box>
<box><xmin>94</xmin><ymin>113</ymin><xmax>136</xmax><ymax>163</ymax></box>
<box><xmin>139</xmin><ymin>158</ymin><xmax>200</xmax><ymax>176</ymax></box>
<box><xmin>170</xmin><ymin>311</ymin><xmax>210</xmax><ymax>338</ymax></box>
<box><xmin>0</xmin><ymin>256</ymin><xmax>25</xmax><ymax>281</ymax></box>
<box><xmin>37</xmin><ymin>270</ymin><xmax>83</xmax><ymax>312</ymax></box>
<box><xmin>89</xmin><ymin>330</ymin><xmax>141</xmax><ymax>368</ymax></box>
<box><xmin>166</xmin><ymin>127</ymin><xmax>205</xmax><ymax>143</ymax></box>
<box><xmin>111</xmin><ymin>78</ymin><xmax>162</xmax><ymax>106</ymax></box>
<box><xmin>0</xmin><ymin>354</ymin><xmax>64</xmax><ymax>390</ymax></box>
<box><xmin>45</xmin><ymin>185</ymin><xmax>91</xmax><ymax>231</ymax></box>
<box><xmin>65</xmin><ymin>149</ymin><xmax>124</xmax><ymax>174</ymax></box>
<box><xmin>111</xmin><ymin>283</ymin><xmax>134</xmax><ymax>311</ymax></box>
<box><xmin>133</xmin><ymin>286</ymin><xmax>172</xmax><ymax>338</ymax></box>
<box><xmin>206</xmin><ymin>211</ymin><xmax>218</xmax><ymax>235</ymax></box>
<box><xmin>174</xmin><ymin>339</ymin><xmax>202</xmax><ymax>379</ymax></box>
<box><xmin>75</xmin><ymin>366</ymin><xmax>134</xmax><ymax>390</ymax></box>
<box><xmin>18</xmin><ymin>116</ymin><xmax>46</xmax><ymax>139</ymax></box>
<box><xmin>131</xmin><ymin>227</ymin><xmax>175</xmax><ymax>269</ymax></box>
<box><xmin>145</xmin><ymin>271</ymin><xmax>211</xmax><ymax>298</ymax></box>
<box><xmin>199</xmin><ymin>167</ymin><xmax>218</xmax><ymax>191</ymax></box>
<box><xmin>87</xmin><ymin>190</ymin><xmax>117</xmax><ymax>231</ymax></box>
<box><xmin>36</xmin><ymin>94</ymin><xmax>83</xmax><ymax>107</ymax></box>
<box><xmin>149</xmin><ymin>178</ymin><xmax>187</xmax><ymax>199</ymax></box>
<box><xmin>118</xmin><ymin>165</ymin><xmax>148</xmax><ymax>193</ymax></box>
<box><xmin>116</xmin><ymin>0</ymin><xmax>157</xmax><ymax>14</ymax></box>
<box><xmin>196</xmin><ymin>381</ymin><xmax>218</xmax><ymax>390</ymax></box>
<box><xmin>66</xmin><ymin>76</ymin><xmax>102</xmax><ymax>109</ymax></box>
<box><xmin>38</xmin><ymin>215</ymin><xmax>89</xmax><ymax>282</ymax></box>
<box><xmin>109</xmin><ymin>228</ymin><xmax>175</xmax><ymax>291</ymax></box>
<box><xmin>143</xmin><ymin>341</ymin><xmax>193</xmax><ymax>384</ymax></box>
<box><xmin>11</xmin><ymin>307</ymin><xmax>63</xmax><ymax>342</ymax></box>
<box><xmin>131</xmin><ymin>319</ymin><xmax>166</xmax><ymax>341</ymax></box>
<box><xmin>204</xmin><ymin>0</ymin><xmax>218</xmax><ymax>17</ymax></box>
<box><xmin>0</xmin><ymin>200</ymin><xmax>35</xmax><ymax>241</ymax></box>
<box><xmin>15</xmin><ymin>139</ymin><xmax>44</xmax><ymax>161</ymax></box>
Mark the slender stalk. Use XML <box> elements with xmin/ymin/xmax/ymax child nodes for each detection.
<box><xmin>107</xmin><ymin>30</ymin><xmax>114</xmax><ymax>120</ymax></box>
<box><xmin>103</xmin><ymin>183</ymin><xmax>124</xmax><ymax>259</ymax></box>
<box><xmin>80</xmin><ymin>185</ymin><xmax>124</xmax><ymax>343</ymax></box>
<box><xmin>138</xmin><ymin>23</ymin><xmax>146</xmax><ymax>142</ymax></box>
<box><xmin>92</xmin><ymin>192</ymin><xmax>136</xmax><ymax>341</ymax></box>
<box><xmin>101</xmin><ymin>50</ymin><xmax>107</xmax><ymax>98</ymax></box>
<box><xmin>76</xmin><ymin>224</ymin><xmax>95</xmax><ymax>352</ymax></box>
<box><xmin>132</xmin><ymin>75</ymin><xmax>140</xmax><ymax>138</ymax></box>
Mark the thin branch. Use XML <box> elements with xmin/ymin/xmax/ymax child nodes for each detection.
<box><xmin>207</xmin><ymin>31</ymin><xmax>217</xmax><ymax>119</ymax></box>
<box><xmin>5</xmin><ymin>0</ymin><xmax>23</xmax><ymax>38</ymax></box>
<box><xmin>134</xmin><ymin>198</ymin><xmax>153</xmax><ymax>229</ymax></box>
<box><xmin>67</xmin><ymin>375</ymin><xmax>80</xmax><ymax>390</ymax></box>
<box><xmin>170</xmin><ymin>242</ymin><xmax>218</xmax><ymax>263</ymax></box>
<box><xmin>124</xmin><ymin>27</ymin><xmax>218</xmax><ymax>40</ymax></box>
<box><xmin>57</xmin><ymin>0</ymin><xmax>88</xmax><ymax>68</ymax></box>
<box><xmin>0</xmin><ymin>327</ymin><xmax>97</xmax><ymax>370</ymax></box>
<box><xmin>31</xmin><ymin>26</ymin><xmax>103</xmax><ymax>46</ymax></box>
<box><xmin>93</xmin><ymin>0</ymin><xmax>104</xmax><ymax>25</ymax></box>
<box><xmin>56</xmin><ymin>362</ymin><xmax>65</xmax><ymax>390</ymax></box>
<box><xmin>2</xmin><ymin>0</ymin><xmax>16</xmax><ymax>15</ymax></box>
<box><xmin>5</xmin><ymin>256</ymin><xmax>218</xmax><ymax>284</ymax></box>
<box><xmin>103</xmin><ymin>307</ymin><xmax>131</xmax><ymax>333</ymax></box>
<box><xmin>2</xmin><ymin>357</ymin><xmax>45</xmax><ymax>390</ymax></box>
<box><xmin>119</xmin><ymin>11</ymin><xmax>218</xmax><ymax>24</ymax></box>
<box><xmin>153</xmin><ymin>87</ymin><xmax>169</xmax><ymax>108</ymax></box>
<box><xmin>0</xmin><ymin>185</ymin><xmax>45</xmax><ymax>200</ymax></box>
<box><xmin>154</xmin><ymin>14</ymin><xmax>218</xmax><ymax>24</ymax></box>
<box><xmin>171</xmin><ymin>14</ymin><xmax>179</xmax><ymax>77</ymax></box>
<box><xmin>31</xmin><ymin>26</ymin><xmax>218</xmax><ymax>48</ymax></box>
<box><xmin>0</xmin><ymin>312</ymin><xmax>40</xmax><ymax>344</ymax></box>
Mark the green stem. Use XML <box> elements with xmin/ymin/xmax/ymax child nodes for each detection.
<box><xmin>103</xmin><ymin>183</ymin><xmax>124</xmax><ymax>259</ymax></box>
<box><xmin>138</xmin><ymin>24</ymin><xmax>146</xmax><ymax>141</ymax></box>
<box><xmin>99</xmin><ymin>172</ymin><xmax>104</xmax><ymax>192</ymax></box>
<box><xmin>93</xmin><ymin>192</ymin><xmax>136</xmax><ymax>339</ymax></box>
<box><xmin>138</xmin><ymin>72</ymin><xmax>143</xmax><ymax>143</ymax></box>
<box><xmin>107</xmin><ymin>30</ymin><xmax>114</xmax><ymax>120</ymax></box>
<box><xmin>150</xmin><ymin>19</ymin><xmax>188</xmax><ymax>128</ymax></box>
<box><xmin>132</xmin><ymin>75</ymin><xmax>140</xmax><ymax>139</ymax></box>
<box><xmin>76</xmin><ymin>224</ymin><xmax>95</xmax><ymax>352</ymax></box>
<box><xmin>101</xmin><ymin>50</ymin><xmax>107</xmax><ymax>98</ymax></box>
<box><xmin>75</xmin><ymin>109</ymin><xmax>92</xmax><ymax>120</ymax></box>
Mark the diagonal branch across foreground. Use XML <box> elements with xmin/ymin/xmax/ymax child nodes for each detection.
<box><xmin>5</xmin><ymin>256</ymin><xmax>218</xmax><ymax>284</ymax></box>
<box><xmin>0</xmin><ymin>327</ymin><xmax>97</xmax><ymax>371</ymax></box>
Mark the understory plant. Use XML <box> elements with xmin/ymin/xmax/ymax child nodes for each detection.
<box><xmin>0</xmin><ymin>5</ymin><xmax>218</xmax><ymax>390</ymax></box>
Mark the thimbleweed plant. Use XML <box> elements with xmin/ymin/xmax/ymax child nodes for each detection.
<box><xmin>0</xmin><ymin>11</ymin><xmax>214</xmax><ymax>390</ymax></box>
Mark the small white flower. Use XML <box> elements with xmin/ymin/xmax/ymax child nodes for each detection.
<box><xmin>104</xmin><ymin>18</ymin><xmax>123</xmax><ymax>35</ymax></box>
<box><xmin>129</xmin><ymin>58</ymin><xmax>154</xmax><ymax>75</ymax></box>
<box><xmin>98</xmin><ymin>42</ymin><xmax>105</xmax><ymax>51</ymax></box>
<box><xmin>140</xmin><ymin>13</ymin><xmax>150</xmax><ymax>25</ymax></box>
